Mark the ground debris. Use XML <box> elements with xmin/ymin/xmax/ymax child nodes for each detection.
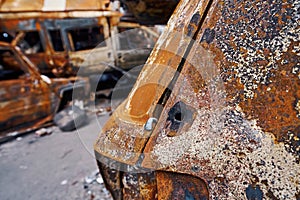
<box><xmin>82</xmin><ymin>170</ymin><xmax>112</xmax><ymax>200</ymax></box>
<box><xmin>35</xmin><ymin>127</ymin><xmax>53</xmax><ymax>137</ymax></box>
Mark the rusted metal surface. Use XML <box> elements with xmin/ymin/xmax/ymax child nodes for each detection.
<box><xmin>0</xmin><ymin>14</ymin><xmax>118</xmax><ymax>76</ymax></box>
<box><xmin>0</xmin><ymin>0</ymin><xmax>111</xmax><ymax>12</ymax></box>
<box><xmin>97</xmin><ymin>160</ymin><xmax>157</xmax><ymax>200</ymax></box>
<box><xmin>121</xmin><ymin>171</ymin><xmax>157</xmax><ymax>200</ymax></box>
<box><xmin>97</xmin><ymin>160</ymin><xmax>123</xmax><ymax>200</ymax></box>
<box><xmin>0</xmin><ymin>11</ymin><xmax>121</xmax><ymax>20</ymax></box>
<box><xmin>95</xmin><ymin>0</ymin><xmax>300</xmax><ymax>199</ymax></box>
<box><xmin>0</xmin><ymin>78</ymin><xmax>53</xmax><ymax>132</ymax></box>
<box><xmin>156</xmin><ymin>171</ymin><xmax>209</xmax><ymax>199</ymax></box>
<box><xmin>0</xmin><ymin>41</ymin><xmax>87</xmax><ymax>134</ymax></box>
<box><xmin>0</xmin><ymin>41</ymin><xmax>55</xmax><ymax>133</ymax></box>
<box><xmin>0</xmin><ymin>4</ymin><xmax>157</xmax><ymax>77</ymax></box>
<box><xmin>0</xmin><ymin>0</ymin><xmax>116</xmax><ymax>21</ymax></box>
<box><xmin>94</xmin><ymin>0</ymin><xmax>212</xmax><ymax>165</ymax></box>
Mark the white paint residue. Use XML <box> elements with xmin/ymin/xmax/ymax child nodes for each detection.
<box><xmin>296</xmin><ymin>100</ymin><xmax>300</xmax><ymax>118</ymax></box>
<box><xmin>42</xmin><ymin>0</ymin><xmax>66</xmax><ymax>11</ymax></box>
<box><xmin>216</xmin><ymin>1</ymin><xmax>300</xmax><ymax>99</ymax></box>
<box><xmin>152</xmin><ymin>107</ymin><xmax>300</xmax><ymax>199</ymax></box>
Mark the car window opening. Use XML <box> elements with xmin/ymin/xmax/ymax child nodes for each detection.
<box><xmin>0</xmin><ymin>50</ymin><xmax>26</xmax><ymax>80</ymax></box>
<box><xmin>118</xmin><ymin>27</ymin><xmax>156</xmax><ymax>50</ymax></box>
<box><xmin>68</xmin><ymin>26</ymin><xmax>106</xmax><ymax>51</ymax></box>
<box><xmin>18</xmin><ymin>31</ymin><xmax>44</xmax><ymax>54</ymax></box>
<box><xmin>49</xmin><ymin>30</ymin><xmax>64</xmax><ymax>52</ymax></box>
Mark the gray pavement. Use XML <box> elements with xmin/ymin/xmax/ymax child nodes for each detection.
<box><xmin>0</xmin><ymin>112</ymin><xmax>113</xmax><ymax>200</ymax></box>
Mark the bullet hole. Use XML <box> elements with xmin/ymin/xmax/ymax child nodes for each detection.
<box><xmin>167</xmin><ymin>101</ymin><xmax>194</xmax><ymax>133</ymax></box>
<box><xmin>175</xmin><ymin>112</ymin><xmax>183</xmax><ymax>122</ymax></box>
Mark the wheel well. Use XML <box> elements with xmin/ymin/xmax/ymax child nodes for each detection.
<box><xmin>57</xmin><ymin>89</ymin><xmax>73</xmax><ymax>112</ymax></box>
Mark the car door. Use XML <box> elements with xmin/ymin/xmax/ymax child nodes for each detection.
<box><xmin>67</xmin><ymin>18</ymin><xmax>114</xmax><ymax>75</ymax></box>
<box><xmin>17</xmin><ymin>30</ymin><xmax>49</xmax><ymax>74</ymax></box>
<box><xmin>0</xmin><ymin>45</ymin><xmax>52</xmax><ymax>133</ymax></box>
<box><xmin>94</xmin><ymin>0</ymin><xmax>300</xmax><ymax>199</ymax></box>
<box><xmin>46</xmin><ymin>28</ymin><xmax>71</xmax><ymax>77</ymax></box>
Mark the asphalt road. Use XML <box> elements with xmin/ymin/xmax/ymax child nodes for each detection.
<box><xmin>0</xmin><ymin>110</ymin><xmax>113</xmax><ymax>200</ymax></box>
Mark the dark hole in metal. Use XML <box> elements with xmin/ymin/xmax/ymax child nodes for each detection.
<box><xmin>175</xmin><ymin>112</ymin><xmax>183</xmax><ymax>122</ymax></box>
<box><xmin>167</xmin><ymin>101</ymin><xmax>194</xmax><ymax>134</ymax></box>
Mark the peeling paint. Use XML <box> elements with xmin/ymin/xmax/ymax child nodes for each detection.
<box><xmin>0</xmin><ymin>41</ymin><xmax>88</xmax><ymax>134</ymax></box>
<box><xmin>215</xmin><ymin>0</ymin><xmax>300</xmax><ymax>99</ymax></box>
<box><xmin>149</xmin><ymin>105</ymin><xmax>300</xmax><ymax>199</ymax></box>
<box><xmin>94</xmin><ymin>0</ymin><xmax>300</xmax><ymax>199</ymax></box>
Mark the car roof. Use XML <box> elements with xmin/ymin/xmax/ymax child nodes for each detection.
<box><xmin>0</xmin><ymin>0</ymin><xmax>121</xmax><ymax>19</ymax></box>
<box><xmin>0</xmin><ymin>0</ymin><xmax>110</xmax><ymax>12</ymax></box>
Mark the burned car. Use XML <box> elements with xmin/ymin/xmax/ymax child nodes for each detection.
<box><xmin>119</xmin><ymin>0</ymin><xmax>180</xmax><ymax>25</ymax></box>
<box><xmin>94</xmin><ymin>0</ymin><xmax>300</xmax><ymax>199</ymax></box>
<box><xmin>0</xmin><ymin>41</ymin><xmax>88</xmax><ymax>135</ymax></box>
<box><xmin>0</xmin><ymin>0</ymin><xmax>159</xmax><ymax>77</ymax></box>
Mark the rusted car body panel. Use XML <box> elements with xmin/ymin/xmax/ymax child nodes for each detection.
<box><xmin>0</xmin><ymin>78</ymin><xmax>54</xmax><ymax>129</ymax></box>
<box><xmin>0</xmin><ymin>0</ymin><xmax>111</xmax><ymax>11</ymax></box>
<box><xmin>0</xmin><ymin>18</ymin><xmax>156</xmax><ymax>77</ymax></box>
<box><xmin>95</xmin><ymin>0</ymin><xmax>300</xmax><ymax>199</ymax></box>
<box><xmin>0</xmin><ymin>41</ymin><xmax>87</xmax><ymax>134</ymax></box>
<box><xmin>0</xmin><ymin>0</ymin><xmax>158</xmax><ymax>77</ymax></box>
<box><xmin>0</xmin><ymin>10</ymin><xmax>120</xmax><ymax>76</ymax></box>
<box><xmin>0</xmin><ymin>42</ymin><xmax>55</xmax><ymax>132</ymax></box>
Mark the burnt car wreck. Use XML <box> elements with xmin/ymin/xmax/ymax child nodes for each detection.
<box><xmin>0</xmin><ymin>40</ymin><xmax>87</xmax><ymax>135</ymax></box>
<box><xmin>94</xmin><ymin>0</ymin><xmax>300</xmax><ymax>199</ymax></box>
<box><xmin>119</xmin><ymin>0</ymin><xmax>180</xmax><ymax>25</ymax></box>
<box><xmin>0</xmin><ymin>0</ymin><xmax>163</xmax><ymax>140</ymax></box>
<box><xmin>0</xmin><ymin>0</ymin><xmax>159</xmax><ymax>77</ymax></box>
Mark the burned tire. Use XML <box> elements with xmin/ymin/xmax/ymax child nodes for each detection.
<box><xmin>54</xmin><ymin>105</ymin><xmax>87</xmax><ymax>132</ymax></box>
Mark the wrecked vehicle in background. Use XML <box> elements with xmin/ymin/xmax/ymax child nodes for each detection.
<box><xmin>119</xmin><ymin>0</ymin><xmax>180</xmax><ymax>25</ymax></box>
<box><xmin>94</xmin><ymin>0</ymin><xmax>300</xmax><ymax>199</ymax></box>
<box><xmin>0</xmin><ymin>41</ymin><xmax>88</xmax><ymax>135</ymax></box>
<box><xmin>0</xmin><ymin>0</ymin><xmax>159</xmax><ymax>77</ymax></box>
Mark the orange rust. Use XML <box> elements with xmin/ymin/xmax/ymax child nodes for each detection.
<box><xmin>0</xmin><ymin>0</ymin><xmax>110</xmax><ymax>12</ymax></box>
<box><xmin>0</xmin><ymin>78</ymin><xmax>51</xmax><ymax>133</ymax></box>
<box><xmin>0</xmin><ymin>0</ymin><xmax>44</xmax><ymax>12</ymax></box>
<box><xmin>94</xmin><ymin>0</ymin><xmax>215</xmax><ymax>166</ymax></box>
<box><xmin>66</xmin><ymin>0</ymin><xmax>110</xmax><ymax>11</ymax></box>
<box><xmin>129</xmin><ymin>83</ymin><xmax>159</xmax><ymax>122</ymax></box>
<box><xmin>0</xmin><ymin>10</ymin><xmax>156</xmax><ymax>77</ymax></box>
<box><xmin>192</xmin><ymin>0</ymin><xmax>300</xmax><ymax>145</ymax></box>
<box><xmin>144</xmin><ymin>0</ymin><xmax>299</xmax><ymax>191</ymax></box>
<box><xmin>239</xmin><ymin>67</ymin><xmax>300</xmax><ymax>142</ymax></box>
<box><xmin>0</xmin><ymin>20</ymin><xmax>20</xmax><ymax>30</ymax></box>
<box><xmin>156</xmin><ymin>171</ymin><xmax>209</xmax><ymax>200</ymax></box>
<box><xmin>123</xmin><ymin>172</ymin><xmax>157</xmax><ymax>200</ymax></box>
<box><xmin>0</xmin><ymin>41</ymin><xmax>88</xmax><ymax>134</ymax></box>
<box><xmin>95</xmin><ymin>0</ymin><xmax>300</xmax><ymax>199</ymax></box>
